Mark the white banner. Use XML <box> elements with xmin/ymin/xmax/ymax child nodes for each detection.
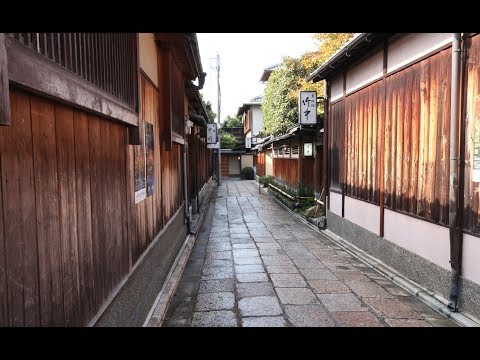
<box><xmin>299</xmin><ymin>91</ymin><xmax>317</xmax><ymax>125</ymax></box>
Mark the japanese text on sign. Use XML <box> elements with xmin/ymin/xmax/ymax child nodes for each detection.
<box><xmin>207</xmin><ymin>123</ymin><xmax>217</xmax><ymax>144</ymax></box>
<box><xmin>299</xmin><ymin>91</ymin><xmax>317</xmax><ymax>125</ymax></box>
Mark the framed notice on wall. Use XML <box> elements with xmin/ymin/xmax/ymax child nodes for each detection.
<box><xmin>145</xmin><ymin>122</ymin><xmax>154</xmax><ymax>196</ymax></box>
<box><xmin>134</xmin><ymin>120</ymin><xmax>146</xmax><ymax>204</ymax></box>
<box><xmin>134</xmin><ymin>120</ymin><xmax>155</xmax><ymax>203</ymax></box>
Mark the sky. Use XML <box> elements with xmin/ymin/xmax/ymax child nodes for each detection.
<box><xmin>196</xmin><ymin>33</ymin><xmax>318</xmax><ymax>123</ymax></box>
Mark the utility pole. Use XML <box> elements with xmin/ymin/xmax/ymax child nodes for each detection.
<box><xmin>216</xmin><ymin>53</ymin><xmax>221</xmax><ymax>186</ymax></box>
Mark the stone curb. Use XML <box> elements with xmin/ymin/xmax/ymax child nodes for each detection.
<box><xmin>143</xmin><ymin>182</ymin><xmax>216</xmax><ymax>327</ymax></box>
<box><xmin>265</xmin><ymin>188</ymin><xmax>480</xmax><ymax>328</ymax></box>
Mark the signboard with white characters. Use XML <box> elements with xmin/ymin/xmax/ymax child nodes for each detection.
<box><xmin>207</xmin><ymin>123</ymin><xmax>217</xmax><ymax>144</ymax></box>
<box><xmin>299</xmin><ymin>91</ymin><xmax>317</xmax><ymax>125</ymax></box>
<box><xmin>245</xmin><ymin>137</ymin><xmax>252</xmax><ymax>149</ymax></box>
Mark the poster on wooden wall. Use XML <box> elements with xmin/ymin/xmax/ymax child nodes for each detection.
<box><xmin>145</xmin><ymin>122</ymin><xmax>154</xmax><ymax>196</ymax></box>
<box><xmin>134</xmin><ymin>120</ymin><xmax>146</xmax><ymax>204</ymax></box>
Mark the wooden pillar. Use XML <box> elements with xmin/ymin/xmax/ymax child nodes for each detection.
<box><xmin>0</xmin><ymin>33</ymin><xmax>11</xmax><ymax>126</ymax></box>
<box><xmin>342</xmin><ymin>72</ymin><xmax>346</xmax><ymax>217</ymax></box>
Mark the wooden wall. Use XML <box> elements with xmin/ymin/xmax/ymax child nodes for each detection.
<box><xmin>0</xmin><ymin>88</ymin><xmax>129</xmax><ymax>326</ymax></box>
<box><xmin>257</xmin><ymin>152</ymin><xmax>265</xmax><ymax>177</ymax></box>
<box><xmin>328</xmin><ymin>37</ymin><xmax>480</xmax><ymax>232</ymax></box>
<box><xmin>273</xmin><ymin>158</ymin><xmax>299</xmax><ymax>189</ymax></box>
<box><xmin>463</xmin><ymin>35</ymin><xmax>480</xmax><ymax>234</ymax></box>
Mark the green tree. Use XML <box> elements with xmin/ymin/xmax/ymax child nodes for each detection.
<box><xmin>220</xmin><ymin>131</ymin><xmax>237</xmax><ymax>149</ymax></box>
<box><xmin>199</xmin><ymin>93</ymin><xmax>216</xmax><ymax>122</ymax></box>
<box><xmin>221</xmin><ymin>115</ymin><xmax>243</xmax><ymax>128</ymax></box>
<box><xmin>262</xmin><ymin>33</ymin><xmax>354</xmax><ymax>137</ymax></box>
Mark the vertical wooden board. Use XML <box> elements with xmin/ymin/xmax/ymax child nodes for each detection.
<box><xmin>371</xmin><ymin>84</ymin><xmax>378</xmax><ymax>203</ymax></box>
<box><xmin>469</xmin><ymin>39</ymin><xmax>480</xmax><ymax>231</ymax></box>
<box><xmin>0</xmin><ymin>123</ymin><xmax>7</xmax><ymax>325</ymax></box>
<box><xmin>366</xmin><ymin>85</ymin><xmax>375</xmax><ymax>202</ymax></box>
<box><xmin>426</xmin><ymin>55</ymin><xmax>439</xmax><ymax>221</ymax></box>
<box><xmin>390</xmin><ymin>75</ymin><xmax>398</xmax><ymax>209</ymax></box>
<box><xmin>402</xmin><ymin>70</ymin><xmax>413</xmax><ymax>212</ymax></box>
<box><xmin>417</xmin><ymin>60</ymin><xmax>430</xmax><ymax>217</ymax></box>
<box><xmin>434</xmin><ymin>51</ymin><xmax>448</xmax><ymax>223</ymax></box>
<box><xmin>395</xmin><ymin>74</ymin><xmax>405</xmax><ymax>210</ymax></box>
<box><xmin>440</xmin><ymin>50</ymin><xmax>451</xmax><ymax>225</ymax></box>
<box><xmin>362</xmin><ymin>91</ymin><xmax>368</xmax><ymax>200</ymax></box>
<box><xmin>409</xmin><ymin>63</ymin><xmax>420</xmax><ymax>215</ymax></box>
<box><xmin>99</xmin><ymin>118</ymin><xmax>113</xmax><ymax>295</ymax></box>
<box><xmin>351</xmin><ymin>94</ymin><xmax>357</xmax><ymax>197</ymax></box>
<box><xmin>374</xmin><ymin>82</ymin><xmax>382</xmax><ymax>204</ymax></box>
<box><xmin>125</xmin><ymin>143</ymin><xmax>134</xmax><ymax>270</ymax></box>
<box><xmin>357</xmin><ymin>93</ymin><xmax>364</xmax><ymax>198</ymax></box>
<box><xmin>463</xmin><ymin>54</ymin><xmax>473</xmax><ymax>230</ymax></box>
<box><xmin>118</xmin><ymin>126</ymin><xmax>128</xmax><ymax>276</ymax></box>
<box><xmin>88</xmin><ymin>115</ymin><xmax>105</xmax><ymax>307</ymax></box>
<box><xmin>384</xmin><ymin>78</ymin><xmax>392</xmax><ymax>207</ymax></box>
<box><xmin>108</xmin><ymin>123</ymin><xmax>122</xmax><ymax>285</ymax></box>
<box><xmin>31</xmin><ymin>95</ymin><xmax>64</xmax><ymax>326</ymax></box>
<box><xmin>73</xmin><ymin>110</ymin><xmax>95</xmax><ymax>325</ymax></box>
<box><xmin>55</xmin><ymin>104</ymin><xmax>80</xmax><ymax>327</ymax></box>
<box><xmin>0</xmin><ymin>90</ymin><xmax>39</xmax><ymax>326</ymax></box>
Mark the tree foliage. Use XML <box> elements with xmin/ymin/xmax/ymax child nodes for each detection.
<box><xmin>221</xmin><ymin>115</ymin><xmax>243</xmax><ymax>128</ymax></box>
<box><xmin>199</xmin><ymin>93</ymin><xmax>216</xmax><ymax>122</ymax></box>
<box><xmin>262</xmin><ymin>33</ymin><xmax>354</xmax><ymax>137</ymax></box>
<box><xmin>220</xmin><ymin>131</ymin><xmax>237</xmax><ymax>149</ymax></box>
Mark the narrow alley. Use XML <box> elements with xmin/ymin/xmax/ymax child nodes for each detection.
<box><xmin>160</xmin><ymin>179</ymin><xmax>457</xmax><ymax>327</ymax></box>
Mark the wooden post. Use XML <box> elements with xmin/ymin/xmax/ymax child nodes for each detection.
<box><xmin>323</xmin><ymin>80</ymin><xmax>329</xmax><ymax>209</ymax></box>
<box><xmin>0</xmin><ymin>33</ymin><xmax>11</xmax><ymax>126</ymax></box>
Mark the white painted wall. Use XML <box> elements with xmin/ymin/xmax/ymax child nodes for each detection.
<box><xmin>384</xmin><ymin>209</ymin><xmax>450</xmax><ymax>271</ymax></box>
<box><xmin>252</xmin><ymin>106</ymin><xmax>263</xmax><ymax>135</ymax></box>
<box><xmin>344</xmin><ymin>196</ymin><xmax>380</xmax><ymax>235</ymax></box>
<box><xmin>387</xmin><ymin>33</ymin><xmax>452</xmax><ymax>73</ymax></box>
<box><xmin>462</xmin><ymin>234</ymin><xmax>480</xmax><ymax>286</ymax></box>
<box><xmin>265</xmin><ymin>151</ymin><xmax>273</xmax><ymax>176</ymax></box>
<box><xmin>241</xmin><ymin>154</ymin><xmax>254</xmax><ymax>169</ymax></box>
<box><xmin>330</xmin><ymin>75</ymin><xmax>343</xmax><ymax>102</ymax></box>
<box><xmin>346</xmin><ymin>46</ymin><xmax>383</xmax><ymax>95</ymax></box>
<box><xmin>139</xmin><ymin>33</ymin><xmax>158</xmax><ymax>86</ymax></box>
<box><xmin>329</xmin><ymin>191</ymin><xmax>342</xmax><ymax>216</ymax></box>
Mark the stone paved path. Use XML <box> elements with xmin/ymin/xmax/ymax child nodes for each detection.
<box><xmin>162</xmin><ymin>179</ymin><xmax>457</xmax><ymax>327</ymax></box>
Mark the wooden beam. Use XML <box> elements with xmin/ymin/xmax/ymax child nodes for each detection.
<box><xmin>0</xmin><ymin>33</ymin><xmax>11</xmax><ymax>126</ymax></box>
<box><xmin>5</xmin><ymin>35</ymin><xmax>138</xmax><ymax>126</ymax></box>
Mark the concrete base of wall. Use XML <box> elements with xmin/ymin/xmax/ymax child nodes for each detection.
<box><xmin>327</xmin><ymin>210</ymin><xmax>480</xmax><ymax>320</ymax></box>
<box><xmin>94</xmin><ymin>206</ymin><xmax>188</xmax><ymax>327</ymax></box>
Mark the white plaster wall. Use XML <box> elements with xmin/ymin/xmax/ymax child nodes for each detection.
<box><xmin>139</xmin><ymin>33</ymin><xmax>158</xmax><ymax>86</ymax></box>
<box><xmin>252</xmin><ymin>106</ymin><xmax>263</xmax><ymax>135</ymax></box>
<box><xmin>387</xmin><ymin>33</ymin><xmax>452</xmax><ymax>73</ymax></box>
<box><xmin>330</xmin><ymin>75</ymin><xmax>343</xmax><ymax>102</ymax></box>
<box><xmin>344</xmin><ymin>196</ymin><xmax>379</xmax><ymax>235</ymax></box>
<box><xmin>241</xmin><ymin>154</ymin><xmax>254</xmax><ymax>169</ymax></box>
<box><xmin>346</xmin><ymin>46</ymin><xmax>383</xmax><ymax>95</ymax></box>
<box><xmin>462</xmin><ymin>234</ymin><xmax>480</xmax><ymax>286</ymax></box>
<box><xmin>329</xmin><ymin>191</ymin><xmax>342</xmax><ymax>216</ymax></box>
<box><xmin>265</xmin><ymin>151</ymin><xmax>273</xmax><ymax>176</ymax></box>
<box><xmin>384</xmin><ymin>209</ymin><xmax>450</xmax><ymax>270</ymax></box>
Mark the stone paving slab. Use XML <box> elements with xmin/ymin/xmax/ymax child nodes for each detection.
<box><xmin>198</xmin><ymin>279</ymin><xmax>235</xmax><ymax>294</ymax></box>
<box><xmin>191</xmin><ymin>310</ymin><xmax>237</xmax><ymax>327</ymax></box>
<box><xmin>242</xmin><ymin>316</ymin><xmax>288</xmax><ymax>327</ymax></box>
<box><xmin>276</xmin><ymin>288</ymin><xmax>319</xmax><ymax>305</ymax></box>
<box><xmin>160</xmin><ymin>180</ymin><xmax>458</xmax><ymax>328</ymax></box>
<box><xmin>333</xmin><ymin>311</ymin><xmax>384</xmax><ymax>327</ymax></box>
<box><xmin>236</xmin><ymin>282</ymin><xmax>276</xmax><ymax>299</ymax></box>
<box><xmin>195</xmin><ymin>292</ymin><xmax>235</xmax><ymax>311</ymax></box>
<box><xmin>284</xmin><ymin>305</ymin><xmax>336</xmax><ymax>327</ymax></box>
<box><xmin>238</xmin><ymin>296</ymin><xmax>283</xmax><ymax>317</ymax></box>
